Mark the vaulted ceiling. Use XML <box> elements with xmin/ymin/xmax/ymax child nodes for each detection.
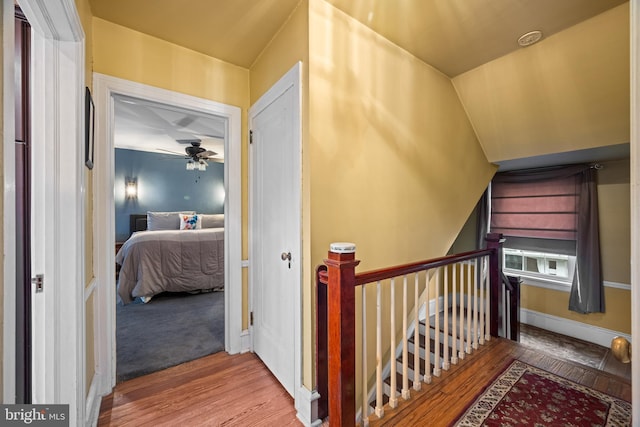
<box><xmin>90</xmin><ymin>0</ymin><xmax>626</xmax><ymax>76</ymax></box>
<box><xmin>89</xmin><ymin>0</ymin><xmax>630</xmax><ymax>166</ymax></box>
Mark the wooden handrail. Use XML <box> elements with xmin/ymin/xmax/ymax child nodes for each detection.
<box><xmin>317</xmin><ymin>249</ymin><xmax>493</xmax><ymax>287</ymax></box>
<box><xmin>354</xmin><ymin>249</ymin><xmax>492</xmax><ymax>286</ymax></box>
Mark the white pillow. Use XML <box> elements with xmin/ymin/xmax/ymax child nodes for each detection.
<box><xmin>147</xmin><ymin>211</ymin><xmax>195</xmax><ymax>231</ymax></box>
<box><xmin>201</xmin><ymin>214</ymin><xmax>224</xmax><ymax>229</ymax></box>
<box><xmin>179</xmin><ymin>213</ymin><xmax>202</xmax><ymax>230</ymax></box>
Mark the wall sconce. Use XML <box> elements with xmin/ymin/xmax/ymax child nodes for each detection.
<box><xmin>125</xmin><ymin>179</ymin><xmax>137</xmax><ymax>199</ymax></box>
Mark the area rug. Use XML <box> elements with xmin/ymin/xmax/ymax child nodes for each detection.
<box><xmin>116</xmin><ymin>290</ymin><xmax>225</xmax><ymax>382</ymax></box>
<box><xmin>453</xmin><ymin>360</ymin><xmax>632</xmax><ymax>426</ymax></box>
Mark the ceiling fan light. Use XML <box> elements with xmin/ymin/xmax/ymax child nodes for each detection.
<box><xmin>186</xmin><ymin>160</ymin><xmax>196</xmax><ymax>170</ymax></box>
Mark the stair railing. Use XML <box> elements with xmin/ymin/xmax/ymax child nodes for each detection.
<box><xmin>316</xmin><ymin>233</ymin><xmax>506</xmax><ymax>426</ymax></box>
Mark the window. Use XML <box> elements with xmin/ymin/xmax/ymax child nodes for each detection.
<box><xmin>491</xmin><ymin>171</ymin><xmax>580</xmax><ymax>290</ymax></box>
<box><xmin>503</xmin><ymin>248</ymin><xmax>576</xmax><ymax>286</ymax></box>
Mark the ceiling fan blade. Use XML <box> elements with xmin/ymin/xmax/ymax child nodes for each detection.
<box><xmin>157</xmin><ymin>148</ymin><xmax>187</xmax><ymax>157</ymax></box>
<box><xmin>174</xmin><ymin>116</ymin><xmax>196</xmax><ymax>128</ymax></box>
<box><xmin>197</xmin><ymin>150</ymin><xmax>218</xmax><ymax>157</ymax></box>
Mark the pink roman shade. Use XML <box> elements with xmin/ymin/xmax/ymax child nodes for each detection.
<box><xmin>491</xmin><ymin>174</ymin><xmax>579</xmax><ymax>241</ymax></box>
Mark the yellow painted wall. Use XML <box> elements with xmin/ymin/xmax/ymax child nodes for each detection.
<box><xmin>309</xmin><ymin>0</ymin><xmax>495</xmax><ymax>272</ymax></box>
<box><xmin>249</xmin><ymin>0</ymin><xmax>312</xmax><ymax>385</ymax></box>
<box><xmin>453</xmin><ymin>3</ymin><xmax>630</xmax><ymax>163</ymax></box>
<box><xmin>521</xmin><ymin>286</ymin><xmax>631</xmax><ymax>334</ymax></box>
<box><xmin>250</xmin><ymin>0</ymin><xmax>309</xmax><ymax>104</ymax></box>
<box><xmin>520</xmin><ymin>158</ymin><xmax>631</xmax><ymax>334</ymax></box>
<box><xmin>93</xmin><ymin>18</ymin><xmax>249</xmax><ymax>110</ymax></box>
<box><xmin>75</xmin><ymin>0</ymin><xmax>96</xmax><ymax>395</ymax></box>
<box><xmin>598</xmin><ymin>159</ymin><xmax>630</xmax><ymax>284</ymax></box>
<box><xmin>308</xmin><ymin>0</ymin><xmax>496</xmax><ymax>395</ymax></box>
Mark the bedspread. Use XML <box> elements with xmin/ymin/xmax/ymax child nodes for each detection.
<box><xmin>116</xmin><ymin>228</ymin><xmax>224</xmax><ymax>304</ymax></box>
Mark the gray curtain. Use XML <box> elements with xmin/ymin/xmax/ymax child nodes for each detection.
<box><xmin>476</xmin><ymin>189</ymin><xmax>489</xmax><ymax>250</ymax></box>
<box><xmin>493</xmin><ymin>164</ymin><xmax>604</xmax><ymax>314</ymax></box>
<box><xmin>568</xmin><ymin>168</ymin><xmax>604</xmax><ymax>313</ymax></box>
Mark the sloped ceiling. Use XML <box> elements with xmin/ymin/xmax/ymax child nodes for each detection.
<box><xmin>89</xmin><ymin>0</ymin><xmax>626</xmax><ymax>76</ymax></box>
<box><xmin>89</xmin><ymin>0</ymin><xmax>630</xmax><ymax>165</ymax></box>
<box><xmin>327</xmin><ymin>0</ymin><xmax>627</xmax><ymax>77</ymax></box>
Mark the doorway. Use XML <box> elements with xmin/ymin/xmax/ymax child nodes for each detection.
<box><xmin>92</xmin><ymin>74</ymin><xmax>243</xmax><ymax>394</ymax></box>
<box><xmin>112</xmin><ymin>95</ymin><xmax>228</xmax><ymax>381</ymax></box>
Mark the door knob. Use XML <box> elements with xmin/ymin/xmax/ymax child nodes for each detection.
<box><xmin>281</xmin><ymin>252</ymin><xmax>291</xmax><ymax>268</ymax></box>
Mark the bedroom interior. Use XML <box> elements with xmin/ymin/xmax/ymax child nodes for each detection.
<box><xmin>113</xmin><ymin>97</ymin><xmax>228</xmax><ymax>381</ymax></box>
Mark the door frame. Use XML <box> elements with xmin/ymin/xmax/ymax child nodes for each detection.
<box><xmin>248</xmin><ymin>62</ymin><xmax>306</xmax><ymax>415</ymax></box>
<box><xmin>2</xmin><ymin>0</ymin><xmax>85</xmax><ymax>421</ymax></box>
<box><xmin>92</xmin><ymin>73</ymin><xmax>243</xmax><ymax>396</ymax></box>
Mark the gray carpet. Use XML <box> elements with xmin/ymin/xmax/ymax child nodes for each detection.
<box><xmin>116</xmin><ymin>290</ymin><xmax>225</xmax><ymax>382</ymax></box>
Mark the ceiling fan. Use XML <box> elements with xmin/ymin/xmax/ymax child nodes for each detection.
<box><xmin>158</xmin><ymin>139</ymin><xmax>223</xmax><ymax>170</ymax></box>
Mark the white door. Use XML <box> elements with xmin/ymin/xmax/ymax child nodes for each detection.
<box><xmin>249</xmin><ymin>64</ymin><xmax>301</xmax><ymax>396</ymax></box>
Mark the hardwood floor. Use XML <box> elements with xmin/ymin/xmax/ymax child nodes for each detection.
<box><xmin>368</xmin><ymin>337</ymin><xmax>631</xmax><ymax>426</ymax></box>
<box><xmin>98</xmin><ymin>351</ymin><xmax>301</xmax><ymax>426</ymax></box>
<box><xmin>98</xmin><ymin>336</ymin><xmax>631</xmax><ymax>427</ymax></box>
<box><xmin>520</xmin><ymin>323</ymin><xmax>632</xmax><ymax>381</ymax></box>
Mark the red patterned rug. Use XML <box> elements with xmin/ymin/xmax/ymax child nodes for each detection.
<box><xmin>453</xmin><ymin>360</ymin><xmax>632</xmax><ymax>426</ymax></box>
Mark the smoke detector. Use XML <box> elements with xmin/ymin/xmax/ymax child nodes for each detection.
<box><xmin>518</xmin><ymin>30</ymin><xmax>543</xmax><ymax>47</ymax></box>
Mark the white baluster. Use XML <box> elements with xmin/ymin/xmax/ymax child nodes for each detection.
<box><xmin>458</xmin><ymin>264</ymin><xmax>465</xmax><ymax>361</ymax></box>
<box><xmin>473</xmin><ymin>259</ymin><xmax>479</xmax><ymax>350</ymax></box>
<box><xmin>433</xmin><ymin>268</ymin><xmax>441</xmax><ymax>377</ymax></box>
<box><xmin>451</xmin><ymin>263</ymin><xmax>458</xmax><ymax>365</ymax></box>
<box><xmin>413</xmin><ymin>274</ymin><xmax>422</xmax><ymax>390</ymax></box>
<box><xmin>443</xmin><ymin>266</ymin><xmax>450</xmax><ymax>371</ymax></box>
<box><xmin>389</xmin><ymin>279</ymin><xmax>398</xmax><ymax>408</ymax></box>
<box><xmin>401</xmin><ymin>276</ymin><xmax>410</xmax><ymax>399</ymax></box>
<box><xmin>362</xmin><ymin>286</ymin><xmax>369</xmax><ymax>426</ymax></box>
<box><xmin>375</xmin><ymin>281</ymin><xmax>384</xmax><ymax>418</ymax></box>
<box><xmin>424</xmin><ymin>271</ymin><xmax>432</xmax><ymax>384</ymax></box>
<box><xmin>466</xmin><ymin>261</ymin><xmax>472</xmax><ymax>355</ymax></box>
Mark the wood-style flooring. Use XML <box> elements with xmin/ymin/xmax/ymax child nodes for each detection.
<box><xmin>367</xmin><ymin>337</ymin><xmax>631</xmax><ymax>426</ymax></box>
<box><xmin>98</xmin><ymin>330</ymin><xmax>631</xmax><ymax>427</ymax></box>
<box><xmin>98</xmin><ymin>352</ymin><xmax>301</xmax><ymax>426</ymax></box>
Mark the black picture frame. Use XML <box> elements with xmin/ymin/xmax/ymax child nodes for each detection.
<box><xmin>85</xmin><ymin>87</ymin><xmax>95</xmax><ymax>169</ymax></box>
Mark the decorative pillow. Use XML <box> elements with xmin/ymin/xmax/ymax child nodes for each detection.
<box><xmin>180</xmin><ymin>213</ymin><xmax>202</xmax><ymax>230</ymax></box>
<box><xmin>201</xmin><ymin>214</ymin><xmax>224</xmax><ymax>229</ymax></box>
<box><xmin>147</xmin><ymin>211</ymin><xmax>194</xmax><ymax>231</ymax></box>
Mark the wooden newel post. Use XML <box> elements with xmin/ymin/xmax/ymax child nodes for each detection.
<box><xmin>324</xmin><ymin>243</ymin><xmax>360</xmax><ymax>427</ymax></box>
<box><xmin>485</xmin><ymin>233</ymin><xmax>503</xmax><ymax>338</ymax></box>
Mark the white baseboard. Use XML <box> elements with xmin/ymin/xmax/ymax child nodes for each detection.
<box><xmin>520</xmin><ymin>308</ymin><xmax>632</xmax><ymax>348</ymax></box>
<box><xmin>240</xmin><ymin>329</ymin><xmax>251</xmax><ymax>353</ymax></box>
<box><xmin>295</xmin><ymin>386</ymin><xmax>322</xmax><ymax>427</ymax></box>
<box><xmin>85</xmin><ymin>374</ymin><xmax>102</xmax><ymax>427</ymax></box>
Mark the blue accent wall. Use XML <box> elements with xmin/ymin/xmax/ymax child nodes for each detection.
<box><xmin>114</xmin><ymin>148</ymin><xmax>224</xmax><ymax>241</ymax></box>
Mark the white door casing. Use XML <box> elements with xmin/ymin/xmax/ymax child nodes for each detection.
<box><xmin>92</xmin><ymin>73</ymin><xmax>244</xmax><ymax>396</ymax></box>
<box><xmin>2</xmin><ymin>0</ymin><xmax>85</xmax><ymax>423</ymax></box>
<box><xmin>249</xmin><ymin>63</ymin><xmax>302</xmax><ymax>398</ymax></box>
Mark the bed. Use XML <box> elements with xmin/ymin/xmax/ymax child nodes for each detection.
<box><xmin>116</xmin><ymin>212</ymin><xmax>224</xmax><ymax>304</ymax></box>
